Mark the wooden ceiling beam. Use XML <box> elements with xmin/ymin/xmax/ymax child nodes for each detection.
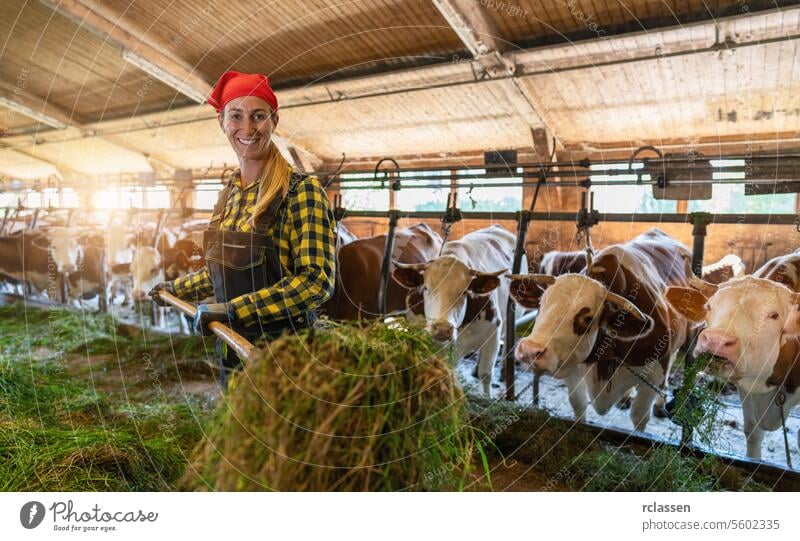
<box><xmin>38</xmin><ymin>0</ymin><xmax>211</xmax><ymax>103</ymax></box>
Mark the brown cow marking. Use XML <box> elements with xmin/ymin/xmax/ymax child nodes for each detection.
<box><xmin>463</xmin><ymin>294</ymin><xmax>496</xmax><ymax>325</ymax></box>
<box><xmin>767</xmin><ymin>335</ymin><xmax>800</xmax><ymax>394</ymax></box>
<box><xmin>572</xmin><ymin>306</ymin><xmax>593</xmax><ymax>334</ymax></box>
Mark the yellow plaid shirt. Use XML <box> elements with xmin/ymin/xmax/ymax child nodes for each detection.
<box><xmin>171</xmin><ymin>171</ymin><xmax>336</xmax><ymax>327</ymax></box>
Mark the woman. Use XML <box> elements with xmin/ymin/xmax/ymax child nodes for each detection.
<box><xmin>149</xmin><ymin>71</ymin><xmax>336</xmax><ymax>387</ymax></box>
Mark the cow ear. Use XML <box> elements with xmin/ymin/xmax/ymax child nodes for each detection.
<box><xmin>469</xmin><ymin>270</ymin><xmax>503</xmax><ymax>296</ymax></box>
<box><xmin>664</xmin><ymin>286</ymin><xmax>707</xmax><ymax>322</ymax></box>
<box><xmin>508</xmin><ymin>276</ymin><xmax>546</xmax><ymax>308</ymax></box>
<box><xmin>392</xmin><ymin>266</ymin><xmax>424</xmax><ymax>289</ymax></box>
<box><xmin>599</xmin><ymin>303</ymin><xmax>655</xmax><ymax>342</ymax></box>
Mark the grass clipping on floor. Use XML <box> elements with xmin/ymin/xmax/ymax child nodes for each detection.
<box><xmin>181</xmin><ymin>320</ymin><xmax>476</xmax><ymax>491</ymax></box>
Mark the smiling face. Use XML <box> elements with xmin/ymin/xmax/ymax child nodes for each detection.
<box><xmin>218</xmin><ymin>96</ymin><xmax>277</xmax><ymax>161</ymax></box>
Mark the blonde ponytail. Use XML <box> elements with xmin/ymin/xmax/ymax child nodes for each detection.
<box><xmin>249</xmin><ymin>140</ymin><xmax>293</xmax><ymax>226</ymax></box>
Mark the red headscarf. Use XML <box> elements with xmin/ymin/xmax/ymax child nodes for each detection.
<box><xmin>207</xmin><ymin>71</ymin><xmax>278</xmax><ymax>116</ymax></box>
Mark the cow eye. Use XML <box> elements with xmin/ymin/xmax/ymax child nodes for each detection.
<box><xmin>768</xmin><ymin>312</ymin><xmax>780</xmax><ymax>320</ymax></box>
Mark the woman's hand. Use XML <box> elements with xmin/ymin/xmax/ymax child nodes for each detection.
<box><xmin>148</xmin><ymin>282</ymin><xmax>176</xmax><ymax>306</ymax></box>
<box><xmin>193</xmin><ymin>302</ymin><xmax>237</xmax><ymax>336</ymax></box>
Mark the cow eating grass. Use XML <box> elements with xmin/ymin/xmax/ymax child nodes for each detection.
<box><xmin>665</xmin><ymin>275</ymin><xmax>800</xmax><ymax>460</ymax></box>
<box><xmin>392</xmin><ymin>225</ymin><xmax>519</xmax><ymax>396</ymax></box>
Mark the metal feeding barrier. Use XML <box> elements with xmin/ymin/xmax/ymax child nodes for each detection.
<box><xmin>324</xmin><ymin>148</ymin><xmax>800</xmax><ymax>474</ymax></box>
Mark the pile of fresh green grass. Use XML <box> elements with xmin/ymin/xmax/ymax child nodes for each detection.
<box><xmin>469</xmin><ymin>398</ymin><xmax>767</xmax><ymax>491</ymax></box>
<box><xmin>182</xmin><ymin>320</ymin><xmax>479</xmax><ymax>491</ymax></box>
<box><xmin>0</xmin><ymin>302</ymin><xmax>215</xmax><ymax>491</ymax></box>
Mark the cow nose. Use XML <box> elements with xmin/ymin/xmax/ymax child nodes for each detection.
<box><xmin>429</xmin><ymin>321</ymin><xmax>454</xmax><ymax>342</ymax></box>
<box><xmin>697</xmin><ymin>329</ymin><xmax>740</xmax><ymax>360</ymax></box>
<box><xmin>61</xmin><ymin>263</ymin><xmax>76</xmax><ymax>274</ymax></box>
<box><xmin>516</xmin><ymin>340</ymin><xmax>549</xmax><ymax>373</ymax></box>
<box><xmin>131</xmin><ymin>289</ymin><xmax>147</xmax><ymax>302</ymax></box>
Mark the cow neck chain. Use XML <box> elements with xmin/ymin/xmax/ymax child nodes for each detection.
<box><xmin>775</xmin><ymin>387</ymin><xmax>793</xmax><ymax>469</ymax></box>
<box><xmin>621</xmin><ymin>363</ymin><xmax>669</xmax><ymax>398</ymax></box>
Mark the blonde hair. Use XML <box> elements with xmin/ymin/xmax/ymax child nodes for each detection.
<box><xmin>249</xmin><ymin>140</ymin><xmax>293</xmax><ymax>226</ymax></box>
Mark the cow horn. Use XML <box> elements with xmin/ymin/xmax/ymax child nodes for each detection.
<box><xmin>688</xmin><ymin>275</ymin><xmax>718</xmax><ymax>297</ymax></box>
<box><xmin>504</xmin><ymin>273</ymin><xmax>556</xmax><ymax>285</ymax></box>
<box><xmin>604</xmin><ymin>291</ymin><xmax>648</xmax><ymax>321</ymax></box>
<box><xmin>473</xmin><ymin>268</ymin><xmax>506</xmax><ymax>277</ymax></box>
<box><xmin>393</xmin><ymin>261</ymin><xmax>428</xmax><ymax>271</ymax></box>
<box><xmin>523</xmin><ymin>274</ymin><xmax>556</xmax><ymax>285</ymax></box>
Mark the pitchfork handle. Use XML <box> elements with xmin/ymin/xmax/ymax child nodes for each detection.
<box><xmin>156</xmin><ymin>290</ymin><xmax>255</xmax><ymax>363</ymax></box>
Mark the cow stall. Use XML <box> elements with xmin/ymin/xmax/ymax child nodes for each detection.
<box><xmin>320</xmin><ymin>150</ymin><xmax>800</xmax><ymax>478</ymax></box>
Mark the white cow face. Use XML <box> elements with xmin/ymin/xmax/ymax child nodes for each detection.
<box><xmin>47</xmin><ymin>227</ymin><xmax>80</xmax><ymax>274</ymax></box>
<box><xmin>665</xmin><ymin>277</ymin><xmax>800</xmax><ymax>390</ymax></box>
<box><xmin>509</xmin><ymin>273</ymin><xmax>653</xmax><ymax>378</ymax></box>
<box><xmin>392</xmin><ymin>255</ymin><xmax>503</xmax><ymax>342</ymax></box>
<box><xmin>130</xmin><ymin>246</ymin><xmax>163</xmax><ymax>301</ymax></box>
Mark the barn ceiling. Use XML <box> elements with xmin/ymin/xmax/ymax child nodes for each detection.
<box><xmin>0</xmin><ymin>0</ymin><xmax>798</xmax><ymax>182</ymax></box>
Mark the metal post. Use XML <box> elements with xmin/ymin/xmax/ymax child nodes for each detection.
<box><xmin>59</xmin><ymin>272</ymin><xmax>68</xmax><ymax>304</ymax></box>
<box><xmin>680</xmin><ymin>212</ymin><xmax>711</xmax><ymax>447</ymax></box>
<box><xmin>98</xmin><ymin>248</ymin><xmax>108</xmax><ymax>314</ymax></box>
<box><xmin>505</xmin><ymin>209</ymin><xmax>532</xmax><ymax>401</ymax></box>
<box><xmin>377</xmin><ymin>209</ymin><xmax>401</xmax><ymax>317</ymax></box>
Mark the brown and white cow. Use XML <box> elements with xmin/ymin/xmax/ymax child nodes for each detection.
<box><xmin>321</xmin><ymin>223</ymin><xmax>441</xmax><ymax>320</ymax></box>
<box><xmin>509</xmin><ymin>228</ymin><xmax>692</xmax><ymax>431</ymax></box>
<box><xmin>0</xmin><ymin>230</ymin><xmax>53</xmax><ymax>294</ymax></box>
<box><xmin>665</xmin><ymin>251</ymin><xmax>800</xmax><ymax>459</ymax></box>
<box><xmin>392</xmin><ymin>225</ymin><xmax>519</xmax><ymax>395</ymax></box>
<box><xmin>129</xmin><ymin>237</ymin><xmax>204</xmax><ymax>302</ymax></box>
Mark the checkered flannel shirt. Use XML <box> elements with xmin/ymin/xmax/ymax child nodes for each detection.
<box><xmin>171</xmin><ymin>171</ymin><xmax>336</xmax><ymax>327</ymax></box>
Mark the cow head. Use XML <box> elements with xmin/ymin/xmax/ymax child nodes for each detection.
<box><xmin>130</xmin><ymin>246</ymin><xmax>164</xmax><ymax>301</ymax></box>
<box><xmin>665</xmin><ymin>276</ymin><xmax>800</xmax><ymax>391</ymax></box>
<box><xmin>392</xmin><ymin>255</ymin><xmax>505</xmax><ymax>342</ymax></box>
<box><xmin>508</xmin><ymin>273</ymin><xmax>653</xmax><ymax>378</ymax></box>
<box><xmin>47</xmin><ymin>227</ymin><xmax>81</xmax><ymax>274</ymax></box>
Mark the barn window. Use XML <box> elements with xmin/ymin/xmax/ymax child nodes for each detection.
<box><xmin>0</xmin><ymin>192</ymin><xmax>17</xmax><ymax>207</ymax></box>
<box><xmin>144</xmin><ymin>186</ymin><xmax>170</xmax><ymax>209</ymax></box>
<box><xmin>24</xmin><ymin>190</ymin><xmax>42</xmax><ymax>208</ymax></box>
<box><xmin>456</xmin><ymin>168</ymin><xmax>522</xmax><ymax>212</ymax></box>
<box><xmin>396</xmin><ymin>170</ymin><xmax>450</xmax><ymax>211</ymax></box>
<box><xmin>589</xmin><ymin>162</ymin><xmax>676</xmax><ymax>213</ymax></box>
<box><xmin>688</xmin><ymin>159</ymin><xmax>797</xmax><ymax>214</ymax></box>
<box><xmin>340</xmin><ymin>172</ymin><xmax>389</xmax><ymax>211</ymax></box>
<box><xmin>61</xmin><ymin>188</ymin><xmax>79</xmax><ymax>208</ymax></box>
<box><xmin>195</xmin><ymin>181</ymin><xmax>224</xmax><ymax>210</ymax></box>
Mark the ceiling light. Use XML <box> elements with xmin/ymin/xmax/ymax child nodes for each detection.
<box><xmin>122</xmin><ymin>49</ymin><xmax>207</xmax><ymax>104</ymax></box>
<box><xmin>0</xmin><ymin>97</ymin><xmax>68</xmax><ymax>129</ymax></box>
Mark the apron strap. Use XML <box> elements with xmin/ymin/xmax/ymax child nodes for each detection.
<box><xmin>253</xmin><ymin>172</ymin><xmax>308</xmax><ymax>235</ymax></box>
<box><xmin>208</xmin><ymin>184</ymin><xmax>233</xmax><ymax>230</ymax></box>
